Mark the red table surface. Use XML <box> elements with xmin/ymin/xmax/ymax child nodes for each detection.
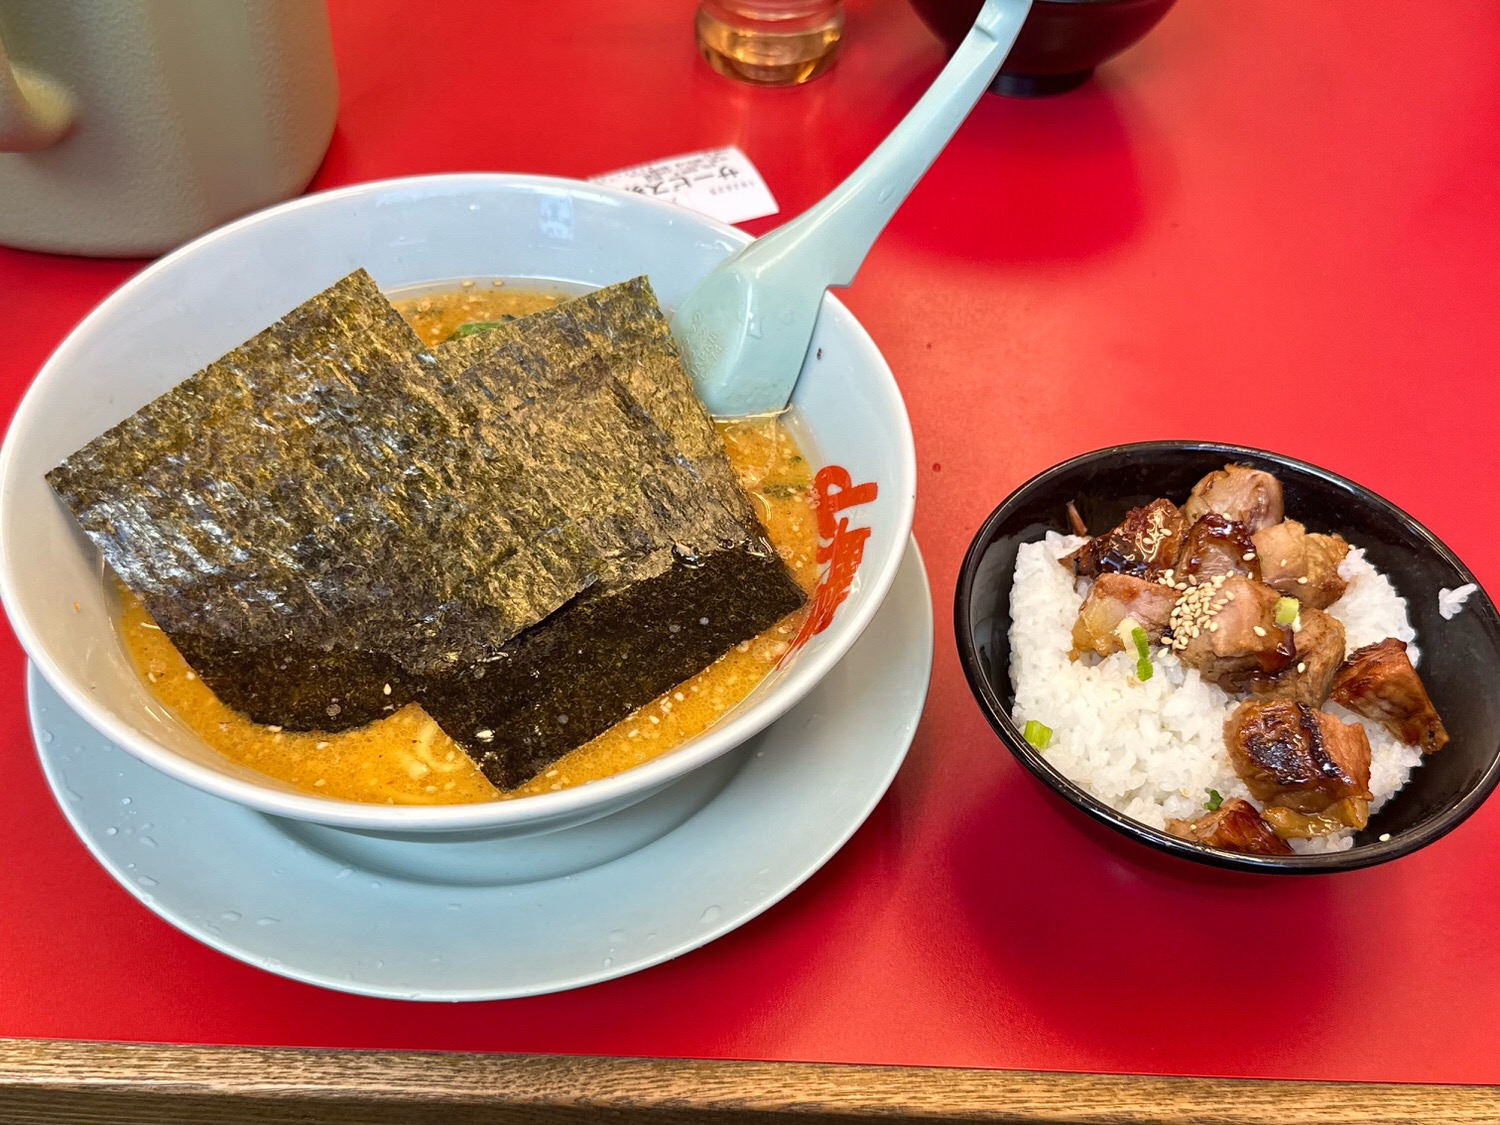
<box><xmin>3</xmin><ymin>0</ymin><xmax>1499</xmax><ymax>1086</ymax></box>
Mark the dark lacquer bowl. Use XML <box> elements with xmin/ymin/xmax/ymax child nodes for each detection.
<box><xmin>954</xmin><ymin>441</ymin><xmax>1500</xmax><ymax>873</ymax></box>
<box><xmin>909</xmin><ymin>0</ymin><xmax>1177</xmax><ymax>97</ymax></box>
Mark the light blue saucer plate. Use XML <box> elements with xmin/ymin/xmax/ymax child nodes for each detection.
<box><xmin>29</xmin><ymin>541</ymin><xmax>932</xmax><ymax>1001</ymax></box>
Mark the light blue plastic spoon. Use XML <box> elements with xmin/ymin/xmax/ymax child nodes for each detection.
<box><xmin>670</xmin><ymin>0</ymin><xmax>1034</xmax><ymax>417</ymax></box>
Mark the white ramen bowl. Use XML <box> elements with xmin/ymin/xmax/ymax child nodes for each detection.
<box><xmin>0</xmin><ymin>174</ymin><xmax>916</xmax><ymax>844</ymax></box>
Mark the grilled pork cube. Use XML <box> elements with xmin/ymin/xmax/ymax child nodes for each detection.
<box><xmin>1062</xmin><ymin>498</ymin><xmax>1186</xmax><ymax>581</ymax></box>
<box><xmin>1070</xmin><ymin>573</ymin><xmax>1180</xmax><ymax>659</ymax></box>
<box><xmin>1172</xmin><ymin>513</ymin><xmax>1261</xmax><ymax>584</ymax></box>
<box><xmin>1165</xmin><ymin>797</ymin><xmax>1294</xmax><ymax>856</ymax></box>
<box><xmin>1253</xmin><ymin>519</ymin><xmax>1307</xmax><ymax>591</ymax></box>
<box><xmin>1261</xmin><ymin>797</ymin><xmax>1369</xmax><ymax>838</ymax></box>
<box><xmin>1254</xmin><ymin>519</ymin><xmax>1350</xmax><ymax>610</ymax></box>
<box><xmin>1330</xmin><ymin>638</ymin><xmax>1449</xmax><ymax>754</ymax></box>
<box><xmin>1225</xmin><ymin>700</ymin><xmax>1372</xmax><ymax>826</ymax></box>
<box><xmin>1182</xmin><ymin>465</ymin><xmax>1284</xmax><ymax>533</ymax></box>
<box><xmin>1249</xmin><ymin>606</ymin><xmax>1346</xmax><ymax>706</ymax></box>
<box><xmin>1172</xmin><ymin>575</ymin><xmax>1294</xmax><ymax>688</ymax></box>
<box><xmin>1301</xmin><ymin>532</ymin><xmax>1351</xmax><ymax>610</ymax></box>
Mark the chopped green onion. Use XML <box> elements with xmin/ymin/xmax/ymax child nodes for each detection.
<box><xmin>1131</xmin><ymin>626</ymin><xmax>1153</xmax><ymax>682</ymax></box>
<box><xmin>446</xmin><ymin>315</ymin><xmax>517</xmax><ymax>341</ymax></box>
<box><xmin>1274</xmin><ymin>596</ymin><xmax>1299</xmax><ymax>627</ymax></box>
<box><xmin>1205</xmin><ymin>788</ymin><xmax>1224</xmax><ymax>811</ymax></box>
<box><xmin>1022</xmin><ymin>720</ymin><xmax>1052</xmax><ymax>751</ymax></box>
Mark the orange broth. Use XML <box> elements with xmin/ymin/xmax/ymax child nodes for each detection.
<box><xmin>119</xmin><ymin>283</ymin><xmax>818</xmax><ymax>804</ymax></box>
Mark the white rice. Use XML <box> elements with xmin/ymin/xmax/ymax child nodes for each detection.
<box><xmin>1008</xmin><ymin>532</ymin><xmax>1424</xmax><ymax>853</ymax></box>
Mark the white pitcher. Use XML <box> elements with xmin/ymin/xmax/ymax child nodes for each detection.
<box><xmin>0</xmin><ymin>0</ymin><xmax>337</xmax><ymax>257</ymax></box>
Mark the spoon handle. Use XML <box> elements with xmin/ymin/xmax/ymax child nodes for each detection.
<box><xmin>672</xmin><ymin>0</ymin><xmax>1032</xmax><ymax>418</ymax></box>
<box><xmin>746</xmin><ymin>0</ymin><xmax>1032</xmax><ymax>289</ymax></box>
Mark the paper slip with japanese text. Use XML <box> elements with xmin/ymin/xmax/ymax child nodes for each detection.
<box><xmin>590</xmin><ymin>146</ymin><xmax>779</xmax><ymax>225</ymax></box>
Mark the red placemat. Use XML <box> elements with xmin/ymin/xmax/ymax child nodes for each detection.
<box><xmin>2</xmin><ymin>0</ymin><xmax>1498</xmax><ymax>1084</ymax></box>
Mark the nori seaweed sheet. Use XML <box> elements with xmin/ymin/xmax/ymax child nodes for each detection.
<box><xmin>431</xmin><ymin>541</ymin><xmax>807</xmax><ymax>789</ymax></box>
<box><xmin>48</xmin><ymin>271</ymin><xmax>807</xmax><ymax>790</ymax></box>
<box><xmin>422</xmin><ymin>288</ymin><xmax>806</xmax><ymax>786</ymax></box>
<box><xmin>436</xmin><ymin>277</ymin><xmax>758</xmax><ymax>527</ymax></box>
<box><xmin>48</xmin><ymin>270</ymin><xmax>603</xmax><ymax>727</ymax></box>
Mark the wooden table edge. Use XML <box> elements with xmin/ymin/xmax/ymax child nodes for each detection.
<box><xmin>0</xmin><ymin>1037</ymin><xmax>1495</xmax><ymax>1124</ymax></box>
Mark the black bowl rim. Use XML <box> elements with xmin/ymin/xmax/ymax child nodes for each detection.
<box><xmin>953</xmin><ymin>440</ymin><xmax>1500</xmax><ymax>875</ymax></box>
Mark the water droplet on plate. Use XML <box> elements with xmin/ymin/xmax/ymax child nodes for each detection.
<box><xmin>139</xmin><ymin>836</ymin><xmax>158</xmax><ymax>848</ymax></box>
<box><xmin>104</xmin><ymin>827</ymin><xmax>118</xmax><ymax>837</ymax></box>
<box><xmin>255</xmin><ymin>917</ymin><xmax>279</xmax><ymax>927</ymax></box>
<box><xmin>699</xmin><ymin>905</ymin><xmax>722</xmax><ymax>925</ymax></box>
<box><xmin>602</xmin><ymin>957</ymin><xmax>614</xmax><ymax>968</ymax></box>
<box><xmin>137</xmin><ymin>875</ymin><xmax>158</xmax><ymax>888</ymax></box>
<box><xmin>608</xmin><ymin>929</ymin><xmax>627</xmax><ymax>944</ymax></box>
<box><xmin>221</xmin><ymin>911</ymin><xmax>242</xmax><ymax>923</ymax></box>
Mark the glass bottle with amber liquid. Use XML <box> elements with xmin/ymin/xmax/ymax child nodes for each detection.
<box><xmin>695</xmin><ymin>0</ymin><xmax>843</xmax><ymax>87</ymax></box>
